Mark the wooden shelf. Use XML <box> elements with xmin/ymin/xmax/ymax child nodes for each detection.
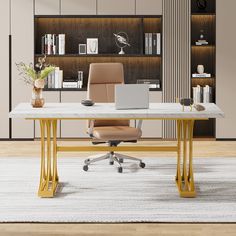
<box><xmin>43</xmin><ymin>87</ymin><xmax>162</xmax><ymax>92</ymax></box>
<box><xmin>35</xmin><ymin>54</ymin><xmax>162</xmax><ymax>58</ymax></box>
<box><xmin>43</xmin><ymin>88</ymin><xmax>87</xmax><ymax>92</ymax></box>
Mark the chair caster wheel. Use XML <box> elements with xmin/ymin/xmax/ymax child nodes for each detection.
<box><xmin>83</xmin><ymin>165</ymin><xmax>88</xmax><ymax>171</ymax></box>
<box><xmin>84</xmin><ymin>159</ymin><xmax>90</xmax><ymax>164</ymax></box>
<box><xmin>118</xmin><ymin>167</ymin><xmax>123</xmax><ymax>173</ymax></box>
<box><xmin>109</xmin><ymin>161</ymin><xmax>114</xmax><ymax>165</ymax></box>
<box><xmin>119</xmin><ymin>158</ymin><xmax>124</xmax><ymax>163</ymax></box>
<box><xmin>139</xmin><ymin>162</ymin><xmax>145</xmax><ymax>168</ymax></box>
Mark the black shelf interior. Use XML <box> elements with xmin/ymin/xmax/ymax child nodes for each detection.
<box><xmin>191</xmin><ymin>0</ymin><xmax>216</xmax><ymax>138</ymax></box>
<box><xmin>34</xmin><ymin>15</ymin><xmax>162</xmax><ymax>90</ymax></box>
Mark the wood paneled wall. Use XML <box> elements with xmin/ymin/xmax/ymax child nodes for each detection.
<box><xmin>162</xmin><ymin>0</ymin><xmax>191</xmax><ymax>139</ymax></box>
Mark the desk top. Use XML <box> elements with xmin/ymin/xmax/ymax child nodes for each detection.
<box><xmin>9</xmin><ymin>103</ymin><xmax>224</xmax><ymax>120</ymax></box>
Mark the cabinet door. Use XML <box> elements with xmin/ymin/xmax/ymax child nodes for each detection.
<box><xmin>35</xmin><ymin>0</ymin><xmax>60</xmax><ymax>15</ymax></box>
<box><xmin>11</xmin><ymin>0</ymin><xmax>34</xmax><ymax>139</ymax></box>
<box><xmin>0</xmin><ymin>0</ymin><xmax>10</xmax><ymax>139</ymax></box>
<box><xmin>61</xmin><ymin>92</ymin><xmax>88</xmax><ymax>138</ymax></box>
<box><xmin>97</xmin><ymin>0</ymin><xmax>135</xmax><ymax>15</ymax></box>
<box><xmin>61</xmin><ymin>0</ymin><xmax>96</xmax><ymax>15</ymax></box>
<box><xmin>216</xmin><ymin>0</ymin><xmax>236</xmax><ymax>138</ymax></box>
<box><xmin>35</xmin><ymin>92</ymin><xmax>61</xmax><ymax>138</ymax></box>
<box><xmin>141</xmin><ymin>92</ymin><xmax>162</xmax><ymax>138</ymax></box>
<box><xmin>136</xmin><ymin>0</ymin><xmax>162</xmax><ymax>15</ymax></box>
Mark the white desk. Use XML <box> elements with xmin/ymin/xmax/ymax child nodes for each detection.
<box><xmin>10</xmin><ymin>103</ymin><xmax>224</xmax><ymax>198</ymax></box>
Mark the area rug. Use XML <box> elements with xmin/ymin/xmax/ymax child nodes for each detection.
<box><xmin>0</xmin><ymin>156</ymin><xmax>236</xmax><ymax>223</ymax></box>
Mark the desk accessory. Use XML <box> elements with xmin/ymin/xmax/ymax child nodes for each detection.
<box><xmin>114</xmin><ymin>32</ymin><xmax>130</xmax><ymax>55</ymax></box>
<box><xmin>81</xmin><ymin>99</ymin><xmax>94</xmax><ymax>106</ymax></box>
<box><xmin>194</xmin><ymin>104</ymin><xmax>206</xmax><ymax>111</ymax></box>
<box><xmin>180</xmin><ymin>98</ymin><xmax>194</xmax><ymax>112</ymax></box>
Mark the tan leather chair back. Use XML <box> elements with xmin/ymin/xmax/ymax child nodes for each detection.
<box><xmin>87</xmin><ymin>63</ymin><xmax>129</xmax><ymax>127</ymax></box>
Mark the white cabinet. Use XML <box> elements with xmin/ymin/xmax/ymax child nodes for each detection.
<box><xmin>141</xmin><ymin>92</ymin><xmax>162</xmax><ymax>138</ymax></box>
<box><xmin>136</xmin><ymin>0</ymin><xmax>162</xmax><ymax>15</ymax></box>
<box><xmin>0</xmin><ymin>0</ymin><xmax>10</xmax><ymax>139</ymax></box>
<box><xmin>61</xmin><ymin>92</ymin><xmax>88</xmax><ymax>138</ymax></box>
<box><xmin>35</xmin><ymin>92</ymin><xmax>61</xmax><ymax>138</ymax></box>
<box><xmin>35</xmin><ymin>0</ymin><xmax>60</xmax><ymax>15</ymax></box>
<box><xmin>61</xmin><ymin>0</ymin><xmax>96</xmax><ymax>15</ymax></box>
<box><xmin>216</xmin><ymin>0</ymin><xmax>236</xmax><ymax>138</ymax></box>
<box><xmin>11</xmin><ymin>0</ymin><xmax>34</xmax><ymax>139</ymax></box>
<box><xmin>97</xmin><ymin>0</ymin><xmax>135</xmax><ymax>15</ymax></box>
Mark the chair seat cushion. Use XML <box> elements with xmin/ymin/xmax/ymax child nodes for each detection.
<box><xmin>91</xmin><ymin>126</ymin><xmax>142</xmax><ymax>141</ymax></box>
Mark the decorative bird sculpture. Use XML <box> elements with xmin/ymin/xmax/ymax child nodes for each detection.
<box><xmin>113</xmin><ymin>33</ymin><xmax>131</xmax><ymax>47</ymax></box>
<box><xmin>114</xmin><ymin>32</ymin><xmax>131</xmax><ymax>54</ymax></box>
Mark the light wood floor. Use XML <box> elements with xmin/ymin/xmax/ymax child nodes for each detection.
<box><xmin>0</xmin><ymin>140</ymin><xmax>236</xmax><ymax>236</ymax></box>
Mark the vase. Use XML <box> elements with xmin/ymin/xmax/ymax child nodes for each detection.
<box><xmin>197</xmin><ymin>65</ymin><xmax>204</xmax><ymax>74</ymax></box>
<box><xmin>31</xmin><ymin>80</ymin><xmax>45</xmax><ymax>108</ymax></box>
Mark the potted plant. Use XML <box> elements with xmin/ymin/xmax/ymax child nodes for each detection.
<box><xmin>16</xmin><ymin>56</ymin><xmax>55</xmax><ymax>108</ymax></box>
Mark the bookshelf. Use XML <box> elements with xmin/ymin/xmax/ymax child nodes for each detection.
<box><xmin>191</xmin><ymin>0</ymin><xmax>216</xmax><ymax>138</ymax></box>
<box><xmin>34</xmin><ymin>15</ymin><xmax>162</xmax><ymax>91</ymax></box>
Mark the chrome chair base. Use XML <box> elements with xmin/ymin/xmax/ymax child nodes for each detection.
<box><xmin>83</xmin><ymin>152</ymin><xmax>145</xmax><ymax>173</ymax></box>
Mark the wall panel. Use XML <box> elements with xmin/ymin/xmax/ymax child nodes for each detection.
<box><xmin>0</xmin><ymin>0</ymin><xmax>10</xmax><ymax>138</ymax></box>
<box><xmin>11</xmin><ymin>0</ymin><xmax>34</xmax><ymax>138</ymax></box>
<box><xmin>163</xmin><ymin>0</ymin><xmax>191</xmax><ymax>139</ymax></box>
<box><xmin>216</xmin><ymin>0</ymin><xmax>236</xmax><ymax>138</ymax></box>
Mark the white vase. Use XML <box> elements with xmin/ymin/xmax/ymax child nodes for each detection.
<box><xmin>197</xmin><ymin>65</ymin><xmax>204</xmax><ymax>74</ymax></box>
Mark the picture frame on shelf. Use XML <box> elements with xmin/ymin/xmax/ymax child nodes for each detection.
<box><xmin>87</xmin><ymin>38</ymin><xmax>98</xmax><ymax>54</ymax></box>
<box><xmin>79</xmin><ymin>44</ymin><xmax>87</xmax><ymax>55</ymax></box>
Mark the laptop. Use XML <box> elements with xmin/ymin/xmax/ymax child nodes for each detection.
<box><xmin>115</xmin><ymin>84</ymin><xmax>149</xmax><ymax>110</ymax></box>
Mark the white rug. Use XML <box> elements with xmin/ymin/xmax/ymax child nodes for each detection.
<box><xmin>0</xmin><ymin>156</ymin><xmax>236</xmax><ymax>223</ymax></box>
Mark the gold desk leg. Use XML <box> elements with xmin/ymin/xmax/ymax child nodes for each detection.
<box><xmin>38</xmin><ymin>119</ymin><xmax>59</xmax><ymax>198</ymax></box>
<box><xmin>176</xmin><ymin>119</ymin><xmax>196</xmax><ymax>198</ymax></box>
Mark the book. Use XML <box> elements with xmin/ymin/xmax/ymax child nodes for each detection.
<box><xmin>156</xmin><ymin>33</ymin><xmax>161</xmax><ymax>55</ymax></box>
<box><xmin>152</xmin><ymin>33</ymin><xmax>157</xmax><ymax>55</ymax></box>
<box><xmin>63</xmin><ymin>82</ymin><xmax>78</xmax><ymax>88</ymax></box>
<box><xmin>193</xmin><ymin>85</ymin><xmax>202</xmax><ymax>103</ymax></box>
<box><xmin>47</xmin><ymin>34</ymin><xmax>52</xmax><ymax>55</ymax></box>
<box><xmin>145</xmin><ymin>33</ymin><xmax>149</xmax><ymax>55</ymax></box>
<box><xmin>192</xmin><ymin>73</ymin><xmax>211</xmax><ymax>78</ymax></box>
<box><xmin>148</xmin><ymin>33</ymin><xmax>152</xmax><ymax>55</ymax></box>
<box><xmin>78</xmin><ymin>71</ymin><xmax>83</xmax><ymax>89</ymax></box>
<box><xmin>59</xmin><ymin>34</ymin><xmax>65</xmax><ymax>55</ymax></box>
<box><xmin>203</xmin><ymin>85</ymin><xmax>212</xmax><ymax>103</ymax></box>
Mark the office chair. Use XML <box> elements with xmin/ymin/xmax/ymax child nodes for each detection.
<box><xmin>83</xmin><ymin>63</ymin><xmax>145</xmax><ymax>173</ymax></box>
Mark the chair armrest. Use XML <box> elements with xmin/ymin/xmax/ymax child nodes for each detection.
<box><xmin>88</xmin><ymin>120</ymin><xmax>95</xmax><ymax>138</ymax></box>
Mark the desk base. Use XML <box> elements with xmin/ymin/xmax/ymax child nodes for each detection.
<box><xmin>37</xmin><ymin>118</ymin><xmax>196</xmax><ymax>198</ymax></box>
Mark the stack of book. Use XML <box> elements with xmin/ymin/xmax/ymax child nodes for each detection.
<box><xmin>62</xmin><ymin>71</ymin><xmax>84</xmax><ymax>89</ymax></box>
<box><xmin>195</xmin><ymin>39</ymin><xmax>209</xmax><ymax>46</ymax></box>
<box><xmin>192</xmin><ymin>85</ymin><xmax>212</xmax><ymax>103</ymax></box>
<box><xmin>137</xmin><ymin>79</ymin><xmax>161</xmax><ymax>89</ymax></box>
<box><xmin>192</xmin><ymin>73</ymin><xmax>211</xmax><ymax>78</ymax></box>
<box><xmin>144</xmin><ymin>33</ymin><xmax>161</xmax><ymax>55</ymax></box>
<box><xmin>41</xmin><ymin>34</ymin><xmax>65</xmax><ymax>55</ymax></box>
<box><xmin>46</xmin><ymin>67</ymin><xmax>63</xmax><ymax>89</ymax></box>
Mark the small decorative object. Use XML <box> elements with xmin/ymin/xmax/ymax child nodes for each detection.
<box><xmin>180</xmin><ymin>98</ymin><xmax>194</xmax><ymax>112</ymax></box>
<box><xmin>114</xmin><ymin>32</ymin><xmax>131</xmax><ymax>55</ymax></box>
<box><xmin>194</xmin><ymin>104</ymin><xmax>206</xmax><ymax>111</ymax></box>
<box><xmin>87</xmin><ymin>38</ymin><xmax>98</xmax><ymax>54</ymax></box>
<box><xmin>16</xmin><ymin>55</ymin><xmax>55</xmax><ymax>108</ymax></box>
<box><xmin>197</xmin><ymin>0</ymin><xmax>207</xmax><ymax>10</ymax></box>
<box><xmin>195</xmin><ymin>30</ymin><xmax>208</xmax><ymax>46</ymax></box>
<box><xmin>81</xmin><ymin>99</ymin><xmax>94</xmax><ymax>106</ymax></box>
<box><xmin>197</xmin><ymin>65</ymin><xmax>204</xmax><ymax>74</ymax></box>
<box><xmin>79</xmin><ymin>44</ymin><xmax>86</xmax><ymax>54</ymax></box>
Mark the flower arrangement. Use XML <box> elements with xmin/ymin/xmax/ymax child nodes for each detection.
<box><xmin>16</xmin><ymin>56</ymin><xmax>55</xmax><ymax>108</ymax></box>
<box><xmin>16</xmin><ymin>55</ymin><xmax>55</xmax><ymax>88</ymax></box>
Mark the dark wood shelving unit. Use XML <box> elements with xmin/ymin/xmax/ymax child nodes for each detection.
<box><xmin>191</xmin><ymin>0</ymin><xmax>216</xmax><ymax>138</ymax></box>
<box><xmin>34</xmin><ymin>15</ymin><xmax>162</xmax><ymax>91</ymax></box>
